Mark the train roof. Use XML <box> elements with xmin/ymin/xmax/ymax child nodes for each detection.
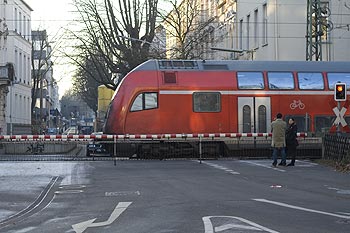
<box><xmin>133</xmin><ymin>59</ymin><xmax>350</xmax><ymax>73</ymax></box>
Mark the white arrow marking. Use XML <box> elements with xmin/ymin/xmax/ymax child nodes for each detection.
<box><xmin>72</xmin><ymin>202</ymin><xmax>132</xmax><ymax>233</ymax></box>
<box><xmin>215</xmin><ymin>223</ymin><xmax>263</xmax><ymax>231</ymax></box>
<box><xmin>203</xmin><ymin>216</ymin><xmax>279</xmax><ymax>233</ymax></box>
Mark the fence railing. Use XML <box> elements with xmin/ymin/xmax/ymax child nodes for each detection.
<box><xmin>323</xmin><ymin>134</ymin><xmax>350</xmax><ymax>161</ymax></box>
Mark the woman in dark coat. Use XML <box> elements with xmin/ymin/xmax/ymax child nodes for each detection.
<box><xmin>286</xmin><ymin>118</ymin><xmax>298</xmax><ymax>166</ymax></box>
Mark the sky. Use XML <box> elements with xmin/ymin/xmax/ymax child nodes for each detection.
<box><xmin>25</xmin><ymin>0</ymin><xmax>76</xmax><ymax>98</ymax></box>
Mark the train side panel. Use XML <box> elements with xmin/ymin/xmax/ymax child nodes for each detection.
<box><xmin>157</xmin><ymin>71</ymin><xmax>234</xmax><ymax>133</ymax></box>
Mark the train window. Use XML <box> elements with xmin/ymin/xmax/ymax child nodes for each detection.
<box><xmin>267</xmin><ymin>72</ymin><xmax>294</xmax><ymax>89</ymax></box>
<box><xmin>145</xmin><ymin>93</ymin><xmax>158</xmax><ymax>110</ymax></box>
<box><xmin>314</xmin><ymin>116</ymin><xmax>335</xmax><ymax>133</ymax></box>
<box><xmin>243</xmin><ymin>105</ymin><xmax>251</xmax><ymax>133</ymax></box>
<box><xmin>159</xmin><ymin>60</ymin><xmax>198</xmax><ymax>69</ymax></box>
<box><xmin>130</xmin><ymin>92</ymin><xmax>158</xmax><ymax>112</ymax></box>
<box><xmin>285</xmin><ymin>115</ymin><xmax>310</xmax><ymax>132</ymax></box>
<box><xmin>237</xmin><ymin>72</ymin><xmax>264</xmax><ymax>89</ymax></box>
<box><xmin>297</xmin><ymin>72</ymin><xmax>324</xmax><ymax>90</ymax></box>
<box><xmin>193</xmin><ymin>92</ymin><xmax>221</xmax><ymax>112</ymax></box>
<box><xmin>258</xmin><ymin>105</ymin><xmax>267</xmax><ymax>132</ymax></box>
<box><xmin>327</xmin><ymin>73</ymin><xmax>350</xmax><ymax>90</ymax></box>
<box><xmin>131</xmin><ymin>94</ymin><xmax>143</xmax><ymax>111</ymax></box>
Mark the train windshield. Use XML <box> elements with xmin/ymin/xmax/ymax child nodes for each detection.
<box><xmin>327</xmin><ymin>73</ymin><xmax>350</xmax><ymax>90</ymax></box>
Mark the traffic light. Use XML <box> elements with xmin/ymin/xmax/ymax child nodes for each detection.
<box><xmin>334</xmin><ymin>83</ymin><xmax>347</xmax><ymax>101</ymax></box>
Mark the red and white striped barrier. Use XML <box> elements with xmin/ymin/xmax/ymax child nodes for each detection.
<box><xmin>0</xmin><ymin>133</ymin><xmax>307</xmax><ymax>141</ymax></box>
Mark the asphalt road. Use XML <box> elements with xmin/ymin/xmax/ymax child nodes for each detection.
<box><xmin>0</xmin><ymin>159</ymin><xmax>349</xmax><ymax>233</ymax></box>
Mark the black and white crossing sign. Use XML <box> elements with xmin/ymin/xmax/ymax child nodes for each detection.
<box><xmin>333</xmin><ymin>106</ymin><xmax>348</xmax><ymax>127</ymax></box>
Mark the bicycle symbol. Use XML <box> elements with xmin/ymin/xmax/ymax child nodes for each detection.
<box><xmin>290</xmin><ymin>100</ymin><xmax>305</xmax><ymax>110</ymax></box>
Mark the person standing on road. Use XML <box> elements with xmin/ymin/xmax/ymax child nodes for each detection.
<box><xmin>286</xmin><ymin>118</ymin><xmax>298</xmax><ymax>166</ymax></box>
<box><xmin>271</xmin><ymin>113</ymin><xmax>287</xmax><ymax>167</ymax></box>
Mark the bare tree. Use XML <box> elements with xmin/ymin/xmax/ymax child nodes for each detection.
<box><xmin>159</xmin><ymin>0</ymin><xmax>216</xmax><ymax>59</ymax></box>
<box><xmin>65</xmin><ymin>0</ymin><xmax>159</xmax><ymax>91</ymax></box>
<box><xmin>72</xmin><ymin>55</ymin><xmax>100</xmax><ymax>115</ymax></box>
<box><xmin>31</xmin><ymin>30</ymin><xmax>54</xmax><ymax>133</ymax></box>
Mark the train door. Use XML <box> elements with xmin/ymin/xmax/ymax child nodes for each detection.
<box><xmin>238</xmin><ymin>97</ymin><xmax>271</xmax><ymax>133</ymax></box>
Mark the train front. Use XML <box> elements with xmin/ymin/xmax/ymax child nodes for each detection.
<box><xmin>102</xmin><ymin>81</ymin><xmax>125</xmax><ymax>134</ymax></box>
<box><xmin>103</xmin><ymin>60</ymin><xmax>159</xmax><ymax>134</ymax></box>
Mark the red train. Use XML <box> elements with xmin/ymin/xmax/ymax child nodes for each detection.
<box><xmin>104</xmin><ymin>60</ymin><xmax>350</xmax><ymax>135</ymax></box>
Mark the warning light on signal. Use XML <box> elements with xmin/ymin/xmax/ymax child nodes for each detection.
<box><xmin>334</xmin><ymin>83</ymin><xmax>347</xmax><ymax>101</ymax></box>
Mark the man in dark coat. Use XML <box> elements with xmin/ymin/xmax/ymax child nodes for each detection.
<box><xmin>286</xmin><ymin>118</ymin><xmax>298</xmax><ymax>166</ymax></box>
<box><xmin>271</xmin><ymin>113</ymin><xmax>287</xmax><ymax>166</ymax></box>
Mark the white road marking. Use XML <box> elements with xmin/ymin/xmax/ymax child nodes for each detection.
<box><xmin>240</xmin><ymin>161</ymin><xmax>286</xmax><ymax>172</ymax></box>
<box><xmin>296</xmin><ymin>160</ymin><xmax>318</xmax><ymax>167</ymax></box>
<box><xmin>230</xmin><ymin>172</ymin><xmax>240</xmax><ymax>175</ymax></box>
<box><xmin>337</xmin><ymin>212</ymin><xmax>350</xmax><ymax>216</ymax></box>
<box><xmin>72</xmin><ymin>202</ymin><xmax>132</xmax><ymax>233</ymax></box>
<box><xmin>105</xmin><ymin>191</ymin><xmax>140</xmax><ymax>196</ymax></box>
<box><xmin>253</xmin><ymin>199</ymin><xmax>350</xmax><ymax>219</ymax></box>
<box><xmin>215</xmin><ymin>223</ymin><xmax>263</xmax><ymax>231</ymax></box>
<box><xmin>325</xmin><ymin>186</ymin><xmax>350</xmax><ymax>195</ymax></box>
<box><xmin>202</xmin><ymin>162</ymin><xmax>240</xmax><ymax>175</ymax></box>
<box><xmin>203</xmin><ymin>216</ymin><xmax>279</xmax><ymax>233</ymax></box>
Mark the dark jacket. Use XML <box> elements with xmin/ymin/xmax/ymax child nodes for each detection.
<box><xmin>286</xmin><ymin>123</ymin><xmax>298</xmax><ymax>147</ymax></box>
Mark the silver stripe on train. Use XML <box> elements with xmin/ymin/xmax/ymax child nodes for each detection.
<box><xmin>159</xmin><ymin>90</ymin><xmax>334</xmax><ymax>95</ymax></box>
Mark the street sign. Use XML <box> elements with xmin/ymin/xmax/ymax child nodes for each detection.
<box><xmin>333</xmin><ymin>106</ymin><xmax>348</xmax><ymax>127</ymax></box>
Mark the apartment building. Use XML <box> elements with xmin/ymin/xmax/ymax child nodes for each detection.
<box><xmin>0</xmin><ymin>0</ymin><xmax>32</xmax><ymax>135</ymax></box>
<box><xmin>163</xmin><ymin>0</ymin><xmax>350</xmax><ymax>61</ymax></box>
<box><xmin>235</xmin><ymin>0</ymin><xmax>350</xmax><ymax>61</ymax></box>
<box><xmin>32</xmin><ymin>30</ymin><xmax>61</xmax><ymax>133</ymax></box>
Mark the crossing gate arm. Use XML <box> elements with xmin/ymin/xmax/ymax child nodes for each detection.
<box><xmin>0</xmin><ymin>133</ymin><xmax>308</xmax><ymax>141</ymax></box>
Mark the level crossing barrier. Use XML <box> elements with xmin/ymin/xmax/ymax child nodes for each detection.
<box><xmin>0</xmin><ymin>132</ymin><xmax>322</xmax><ymax>160</ymax></box>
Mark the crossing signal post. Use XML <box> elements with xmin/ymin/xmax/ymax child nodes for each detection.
<box><xmin>334</xmin><ymin>83</ymin><xmax>346</xmax><ymax>101</ymax></box>
<box><xmin>334</xmin><ymin>83</ymin><xmax>347</xmax><ymax>134</ymax></box>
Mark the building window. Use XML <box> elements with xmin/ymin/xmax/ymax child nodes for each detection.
<box><xmin>19</xmin><ymin>12</ymin><xmax>22</xmax><ymax>35</ymax></box>
<box><xmin>254</xmin><ymin>9</ymin><xmax>259</xmax><ymax>48</ymax></box>
<box><xmin>14</xmin><ymin>8</ymin><xmax>17</xmax><ymax>32</ymax></box>
<box><xmin>246</xmin><ymin>14</ymin><xmax>250</xmax><ymax>49</ymax></box>
<box><xmin>239</xmin><ymin>19</ymin><xmax>243</xmax><ymax>50</ymax></box>
<box><xmin>262</xmin><ymin>4</ymin><xmax>268</xmax><ymax>45</ymax></box>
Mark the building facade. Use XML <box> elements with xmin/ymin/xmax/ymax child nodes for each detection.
<box><xmin>31</xmin><ymin>30</ymin><xmax>60</xmax><ymax>134</ymax></box>
<box><xmin>163</xmin><ymin>0</ymin><xmax>350</xmax><ymax>61</ymax></box>
<box><xmin>0</xmin><ymin>0</ymin><xmax>32</xmax><ymax>135</ymax></box>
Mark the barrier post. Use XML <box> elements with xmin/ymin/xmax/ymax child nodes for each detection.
<box><xmin>114</xmin><ymin>135</ymin><xmax>117</xmax><ymax>166</ymax></box>
<box><xmin>199</xmin><ymin>136</ymin><xmax>202</xmax><ymax>164</ymax></box>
